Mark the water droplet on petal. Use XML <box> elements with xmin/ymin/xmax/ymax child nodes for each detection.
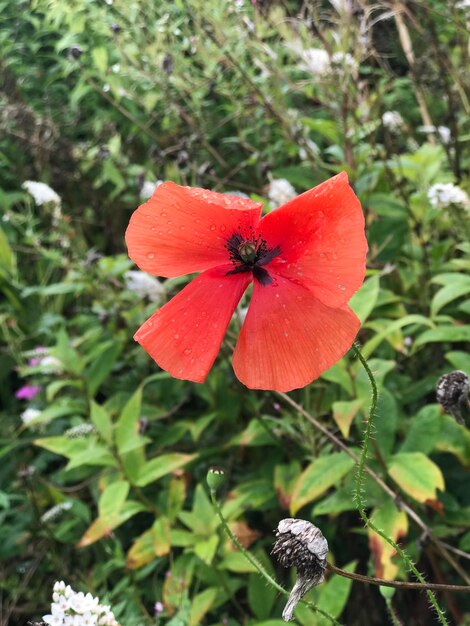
<box><xmin>209</xmin><ymin>224</ymin><xmax>216</xmax><ymax>231</ymax></box>
<box><xmin>174</xmin><ymin>334</ymin><xmax>179</xmax><ymax>339</ymax></box>
<box><xmin>147</xmin><ymin>252</ymin><xmax>155</xmax><ymax>259</ymax></box>
<box><xmin>183</xmin><ymin>348</ymin><xmax>192</xmax><ymax>356</ymax></box>
<box><xmin>220</xmin><ymin>225</ymin><xmax>226</xmax><ymax>232</ymax></box>
<box><xmin>338</xmin><ymin>284</ymin><xmax>346</xmax><ymax>290</ymax></box>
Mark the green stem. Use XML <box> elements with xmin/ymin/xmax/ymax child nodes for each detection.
<box><xmin>209</xmin><ymin>489</ymin><xmax>341</xmax><ymax>625</ymax></box>
<box><xmin>352</xmin><ymin>343</ymin><xmax>449</xmax><ymax>626</ymax></box>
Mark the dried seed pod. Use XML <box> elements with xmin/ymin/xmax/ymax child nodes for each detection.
<box><xmin>436</xmin><ymin>370</ymin><xmax>469</xmax><ymax>426</ymax></box>
<box><xmin>272</xmin><ymin>518</ymin><xmax>328</xmax><ymax>621</ymax></box>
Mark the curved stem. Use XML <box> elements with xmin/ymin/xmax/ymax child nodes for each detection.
<box><xmin>353</xmin><ymin>344</ymin><xmax>449</xmax><ymax>626</ymax></box>
<box><xmin>209</xmin><ymin>489</ymin><xmax>341</xmax><ymax>625</ymax></box>
<box><xmin>327</xmin><ymin>563</ymin><xmax>470</xmax><ymax>593</ymax></box>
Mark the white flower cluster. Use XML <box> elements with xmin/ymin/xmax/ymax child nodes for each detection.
<box><xmin>139</xmin><ymin>180</ymin><xmax>163</xmax><ymax>201</ymax></box>
<box><xmin>124</xmin><ymin>270</ymin><xmax>165</xmax><ymax>303</ymax></box>
<box><xmin>40</xmin><ymin>501</ymin><xmax>73</xmax><ymax>523</ymax></box>
<box><xmin>382</xmin><ymin>110</ymin><xmax>404</xmax><ymax>132</ymax></box>
<box><xmin>43</xmin><ymin>581</ymin><xmax>119</xmax><ymax>626</ymax></box>
<box><xmin>418</xmin><ymin>125</ymin><xmax>451</xmax><ymax>144</ymax></box>
<box><xmin>21</xmin><ymin>407</ymin><xmax>41</xmax><ymax>425</ymax></box>
<box><xmin>65</xmin><ymin>423</ymin><xmax>96</xmax><ymax>438</ymax></box>
<box><xmin>455</xmin><ymin>0</ymin><xmax>470</xmax><ymax>11</ymax></box>
<box><xmin>427</xmin><ymin>183</ymin><xmax>470</xmax><ymax>209</ymax></box>
<box><xmin>298</xmin><ymin>47</ymin><xmax>330</xmax><ymax>76</ymax></box>
<box><xmin>22</xmin><ymin>181</ymin><xmax>61</xmax><ymax>206</ymax></box>
<box><xmin>267</xmin><ymin>178</ymin><xmax>297</xmax><ymax>209</ymax></box>
<box><xmin>330</xmin><ymin>51</ymin><xmax>358</xmax><ymax>72</ymax></box>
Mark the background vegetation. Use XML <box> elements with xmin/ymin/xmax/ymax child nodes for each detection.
<box><xmin>1</xmin><ymin>0</ymin><xmax>469</xmax><ymax>624</ymax></box>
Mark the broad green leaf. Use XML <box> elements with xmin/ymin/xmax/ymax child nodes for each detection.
<box><xmin>219</xmin><ymin>551</ymin><xmax>258</xmax><ymax>573</ymax></box>
<box><xmin>194</xmin><ymin>535</ymin><xmax>219</xmax><ymax>564</ymax></box>
<box><xmin>400</xmin><ymin>405</ymin><xmax>441</xmax><ymax>454</ymax></box>
<box><xmin>374</xmin><ymin>388</ymin><xmax>398</xmax><ymax>459</ymax></box>
<box><xmin>223</xmin><ymin>479</ymin><xmax>276</xmax><ymax>518</ymax></box>
<box><xmin>362</xmin><ymin>315</ymin><xmax>432</xmax><ymax>358</ymax></box>
<box><xmin>387</xmin><ymin>452</ymin><xmax>444</xmax><ymax>503</ymax></box>
<box><xmin>77</xmin><ymin>500</ymin><xmax>145</xmax><ymax>547</ymax></box>
<box><xmin>369</xmin><ymin>501</ymin><xmax>408</xmax><ymax>579</ymax></box>
<box><xmin>98</xmin><ymin>481</ymin><xmax>130</xmax><ymax>518</ymax></box>
<box><xmin>435</xmin><ymin>415</ymin><xmax>470</xmax><ymax>465</ymax></box>
<box><xmin>315</xmin><ymin>560</ymin><xmax>357</xmax><ymax>623</ymax></box>
<box><xmin>274</xmin><ymin>461</ymin><xmax>301</xmax><ymax>510</ymax></box>
<box><xmin>90</xmin><ymin>402</ymin><xmax>113</xmax><ymax>444</ymax></box>
<box><xmin>414</xmin><ymin>325</ymin><xmax>470</xmax><ymax>347</ymax></box>
<box><xmin>135</xmin><ymin>453</ymin><xmax>196</xmax><ymax>487</ymax></box>
<box><xmin>290</xmin><ymin>453</ymin><xmax>355</xmax><ymax>514</ymax></box>
<box><xmin>248</xmin><ymin>572</ymin><xmax>277</xmax><ymax>620</ymax></box>
<box><xmin>445</xmin><ymin>350</ymin><xmax>470</xmax><ymax>372</ymax></box>
<box><xmin>85</xmin><ymin>343</ymin><xmax>122</xmax><ymax>396</ymax></box>
<box><xmin>332</xmin><ymin>399</ymin><xmax>363</xmax><ymax>438</ymax></box>
<box><xmin>34</xmin><ymin>436</ymin><xmax>117</xmax><ymax>469</ymax></box>
<box><xmin>115</xmin><ymin>387</ymin><xmax>142</xmax><ymax>452</ymax></box>
<box><xmin>127</xmin><ymin>517</ymin><xmax>171</xmax><ymax>568</ymax></box>
<box><xmin>349</xmin><ymin>275</ymin><xmax>380</xmax><ymax>323</ymax></box>
<box><xmin>0</xmin><ymin>227</ymin><xmax>14</xmax><ymax>275</ymax></box>
<box><xmin>189</xmin><ymin>588</ymin><xmax>218</xmax><ymax>626</ymax></box>
<box><xmin>431</xmin><ymin>274</ymin><xmax>470</xmax><ymax>317</ymax></box>
<box><xmin>92</xmin><ymin>46</ymin><xmax>108</xmax><ymax>73</ymax></box>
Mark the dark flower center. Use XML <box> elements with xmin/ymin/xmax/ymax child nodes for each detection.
<box><xmin>225</xmin><ymin>227</ymin><xmax>281</xmax><ymax>285</ymax></box>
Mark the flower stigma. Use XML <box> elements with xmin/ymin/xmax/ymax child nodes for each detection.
<box><xmin>225</xmin><ymin>226</ymin><xmax>281</xmax><ymax>286</ymax></box>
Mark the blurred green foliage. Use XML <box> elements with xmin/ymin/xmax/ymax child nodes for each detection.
<box><xmin>1</xmin><ymin>0</ymin><xmax>469</xmax><ymax>625</ymax></box>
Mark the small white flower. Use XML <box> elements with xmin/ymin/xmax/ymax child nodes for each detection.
<box><xmin>427</xmin><ymin>183</ymin><xmax>470</xmax><ymax>209</ymax></box>
<box><xmin>38</xmin><ymin>355</ymin><xmax>63</xmax><ymax>373</ymax></box>
<box><xmin>139</xmin><ymin>180</ymin><xmax>163</xmax><ymax>201</ymax></box>
<box><xmin>124</xmin><ymin>270</ymin><xmax>165</xmax><ymax>303</ymax></box>
<box><xmin>455</xmin><ymin>0</ymin><xmax>470</xmax><ymax>10</ymax></box>
<box><xmin>330</xmin><ymin>51</ymin><xmax>358</xmax><ymax>72</ymax></box>
<box><xmin>103</xmin><ymin>84</ymin><xmax>110</xmax><ymax>92</ymax></box>
<box><xmin>112</xmin><ymin>63</ymin><xmax>120</xmax><ymax>73</ymax></box>
<box><xmin>41</xmin><ymin>501</ymin><xmax>73</xmax><ymax>523</ymax></box>
<box><xmin>267</xmin><ymin>178</ymin><xmax>297</xmax><ymax>209</ymax></box>
<box><xmin>21</xmin><ymin>408</ymin><xmax>41</xmax><ymax>425</ymax></box>
<box><xmin>69</xmin><ymin>591</ymin><xmax>100</xmax><ymax>614</ymax></box>
<box><xmin>298</xmin><ymin>47</ymin><xmax>330</xmax><ymax>76</ymax></box>
<box><xmin>22</xmin><ymin>181</ymin><xmax>61</xmax><ymax>206</ymax></box>
<box><xmin>81</xmin><ymin>613</ymin><xmax>98</xmax><ymax>626</ymax></box>
<box><xmin>64</xmin><ymin>585</ymin><xmax>74</xmax><ymax>598</ymax></box>
<box><xmin>43</xmin><ymin>614</ymin><xmax>63</xmax><ymax>626</ymax></box>
<box><xmin>382</xmin><ymin>111</ymin><xmax>404</xmax><ymax>132</ymax></box>
<box><xmin>418</xmin><ymin>125</ymin><xmax>451</xmax><ymax>144</ymax></box>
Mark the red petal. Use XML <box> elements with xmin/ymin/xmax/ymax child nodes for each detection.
<box><xmin>259</xmin><ymin>172</ymin><xmax>367</xmax><ymax>308</ymax></box>
<box><xmin>134</xmin><ymin>265</ymin><xmax>251</xmax><ymax>383</ymax></box>
<box><xmin>126</xmin><ymin>182</ymin><xmax>262</xmax><ymax>277</ymax></box>
<box><xmin>232</xmin><ymin>273</ymin><xmax>360</xmax><ymax>391</ymax></box>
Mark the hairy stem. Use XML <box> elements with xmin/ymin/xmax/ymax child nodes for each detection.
<box><xmin>353</xmin><ymin>344</ymin><xmax>449</xmax><ymax>626</ymax></box>
<box><xmin>209</xmin><ymin>489</ymin><xmax>341</xmax><ymax>625</ymax></box>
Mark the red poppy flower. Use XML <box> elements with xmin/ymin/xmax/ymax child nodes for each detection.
<box><xmin>125</xmin><ymin>172</ymin><xmax>367</xmax><ymax>391</ymax></box>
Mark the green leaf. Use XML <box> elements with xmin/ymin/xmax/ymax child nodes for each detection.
<box><xmin>445</xmin><ymin>350</ymin><xmax>470</xmax><ymax>372</ymax></box>
<box><xmin>362</xmin><ymin>315</ymin><xmax>432</xmax><ymax>358</ymax></box>
<box><xmin>78</xmin><ymin>500</ymin><xmax>145</xmax><ymax>547</ymax></box>
<box><xmin>219</xmin><ymin>551</ymin><xmax>258</xmax><ymax>573</ymax></box>
<box><xmin>135</xmin><ymin>453</ymin><xmax>196</xmax><ymax>487</ymax></box>
<box><xmin>374</xmin><ymin>388</ymin><xmax>398</xmax><ymax>459</ymax></box>
<box><xmin>90</xmin><ymin>402</ymin><xmax>113</xmax><ymax>444</ymax></box>
<box><xmin>332</xmin><ymin>400</ymin><xmax>363</xmax><ymax>438</ymax></box>
<box><xmin>431</xmin><ymin>274</ymin><xmax>470</xmax><ymax>317</ymax></box>
<box><xmin>435</xmin><ymin>414</ymin><xmax>470</xmax><ymax>465</ymax></box>
<box><xmin>92</xmin><ymin>46</ymin><xmax>108</xmax><ymax>73</ymax></box>
<box><xmin>349</xmin><ymin>275</ymin><xmax>380</xmax><ymax>323</ymax></box>
<box><xmin>290</xmin><ymin>453</ymin><xmax>355</xmax><ymax>514</ymax></box>
<box><xmin>34</xmin><ymin>436</ymin><xmax>117</xmax><ymax>469</ymax></box>
<box><xmin>248</xmin><ymin>572</ymin><xmax>277</xmax><ymax>619</ymax></box>
<box><xmin>387</xmin><ymin>452</ymin><xmax>444</xmax><ymax>503</ymax></box>
<box><xmin>98</xmin><ymin>481</ymin><xmax>130</xmax><ymax>518</ymax></box>
<box><xmin>189</xmin><ymin>588</ymin><xmax>218</xmax><ymax>626</ymax></box>
<box><xmin>127</xmin><ymin>517</ymin><xmax>171</xmax><ymax>568</ymax></box>
<box><xmin>400</xmin><ymin>405</ymin><xmax>441</xmax><ymax>454</ymax></box>
<box><xmin>0</xmin><ymin>227</ymin><xmax>15</xmax><ymax>275</ymax></box>
<box><xmin>315</xmin><ymin>560</ymin><xmax>357</xmax><ymax>622</ymax></box>
<box><xmin>369</xmin><ymin>501</ymin><xmax>408</xmax><ymax>579</ymax></box>
<box><xmin>85</xmin><ymin>342</ymin><xmax>122</xmax><ymax>396</ymax></box>
<box><xmin>414</xmin><ymin>325</ymin><xmax>470</xmax><ymax>347</ymax></box>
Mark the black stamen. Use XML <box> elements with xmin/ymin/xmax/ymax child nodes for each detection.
<box><xmin>225</xmin><ymin>230</ymin><xmax>280</xmax><ymax>285</ymax></box>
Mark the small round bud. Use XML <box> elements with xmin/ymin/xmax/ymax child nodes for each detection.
<box><xmin>436</xmin><ymin>370</ymin><xmax>469</xmax><ymax>426</ymax></box>
<box><xmin>272</xmin><ymin>518</ymin><xmax>328</xmax><ymax>622</ymax></box>
<box><xmin>206</xmin><ymin>466</ymin><xmax>225</xmax><ymax>493</ymax></box>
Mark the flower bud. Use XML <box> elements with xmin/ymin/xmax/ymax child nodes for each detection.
<box><xmin>272</xmin><ymin>518</ymin><xmax>328</xmax><ymax>622</ymax></box>
<box><xmin>436</xmin><ymin>370</ymin><xmax>469</xmax><ymax>426</ymax></box>
<box><xmin>206</xmin><ymin>466</ymin><xmax>226</xmax><ymax>493</ymax></box>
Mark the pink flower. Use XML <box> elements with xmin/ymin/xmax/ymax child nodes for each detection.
<box><xmin>15</xmin><ymin>385</ymin><xmax>41</xmax><ymax>400</ymax></box>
